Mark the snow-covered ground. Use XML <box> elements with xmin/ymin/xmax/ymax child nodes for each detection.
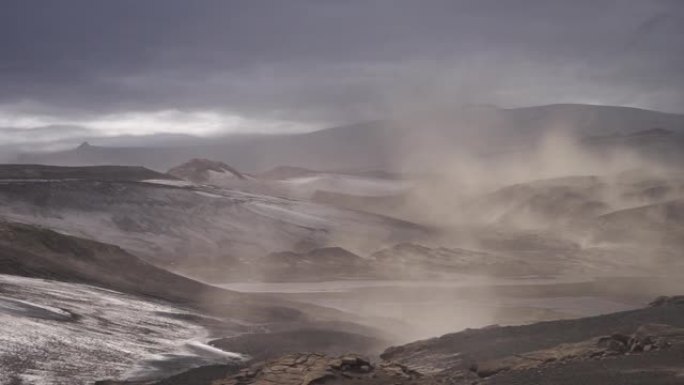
<box><xmin>0</xmin><ymin>274</ymin><xmax>242</xmax><ymax>385</ymax></box>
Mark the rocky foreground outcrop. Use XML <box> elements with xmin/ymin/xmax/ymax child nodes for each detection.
<box><xmin>212</xmin><ymin>353</ymin><xmax>421</xmax><ymax>385</ymax></box>
<box><xmin>468</xmin><ymin>323</ymin><xmax>683</xmax><ymax>380</ymax></box>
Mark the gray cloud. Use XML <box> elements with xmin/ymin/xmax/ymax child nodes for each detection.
<box><xmin>0</xmin><ymin>0</ymin><xmax>682</xmax><ymax>138</ymax></box>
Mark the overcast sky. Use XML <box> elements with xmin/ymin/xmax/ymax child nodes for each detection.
<box><xmin>1</xmin><ymin>0</ymin><xmax>683</xmax><ymax>147</ymax></box>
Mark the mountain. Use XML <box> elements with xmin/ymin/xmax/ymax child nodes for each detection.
<box><xmin>15</xmin><ymin>104</ymin><xmax>684</xmax><ymax>172</ymax></box>
<box><xmin>15</xmin><ymin>121</ymin><xmax>397</xmax><ymax>172</ymax></box>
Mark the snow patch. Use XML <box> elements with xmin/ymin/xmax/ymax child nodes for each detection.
<box><xmin>0</xmin><ymin>274</ymin><xmax>241</xmax><ymax>385</ymax></box>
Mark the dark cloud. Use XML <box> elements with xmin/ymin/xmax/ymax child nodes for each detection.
<box><xmin>0</xmin><ymin>0</ymin><xmax>682</xmax><ymax>133</ymax></box>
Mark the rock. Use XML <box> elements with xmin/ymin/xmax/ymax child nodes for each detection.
<box><xmin>213</xmin><ymin>353</ymin><xmax>421</xmax><ymax>385</ymax></box>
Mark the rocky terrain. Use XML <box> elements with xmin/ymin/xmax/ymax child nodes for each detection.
<box><xmin>123</xmin><ymin>297</ymin><xmax>684</xmax><ymax>385</ymax></box>
<box><xmin>382</xmin><ymin>296</ymin><xmax>684</xmax><ymax>374</ymax></box>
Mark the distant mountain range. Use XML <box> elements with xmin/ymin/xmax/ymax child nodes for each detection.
<box><xmin>13</xmin><ymin>104</ymin><xmax>684</xmax><ymax>172</ymax></box>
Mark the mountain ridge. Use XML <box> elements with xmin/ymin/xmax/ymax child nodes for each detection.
<box><xmin>13</xmin><ymin>104</ymin><xmax>684</xmax><ymax>172</ymax></box>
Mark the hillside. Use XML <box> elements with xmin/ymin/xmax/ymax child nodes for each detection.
<box><xmin>0</xmin><ymin>164</ymin><xmax>428</xmax><ymax>280</ymax></box>
<box><xmin>0</xmin><ymin>163</ymin><xmax>174</xmax><ymax>181</ymax></box>
<box><xmin>168</xmin><ymin>158</ymin><xmax>247</xmax><ymax>183</ymax></box>
<box><xmin>0</xmin><ymin>221</ymin><xmax>225</xmax><ymax>303</ymax></box>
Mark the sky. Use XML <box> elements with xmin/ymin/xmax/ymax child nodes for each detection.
<box><xmin>1</xmin><ymin>0</ymin><xmax>683</xmax><ymax>149</ymax></box>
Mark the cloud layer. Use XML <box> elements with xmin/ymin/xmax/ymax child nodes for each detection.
<box><xmin>1</xmin><ymin>0</ymin><xmax>682</xmax><ymax>145</ymax></box>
